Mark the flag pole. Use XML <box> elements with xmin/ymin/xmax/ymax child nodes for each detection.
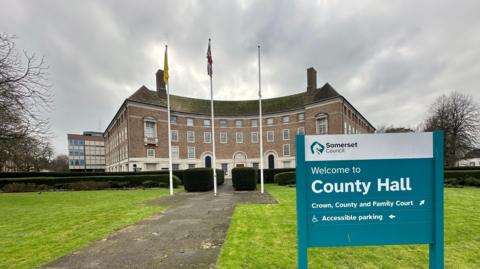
<box><xmin>208</xmin><ymin>38</ymin><xmax>218</xmax><ymax>196</ymax></box>
<box><xmin>258</xmin><ymin>45</ymin><xmax>264</xmax><ymax>194</ymax></box>
<box><xmin>165</xmin><ymin>45</ymin><xmax>173</xmax><ymax>196</ymax></box>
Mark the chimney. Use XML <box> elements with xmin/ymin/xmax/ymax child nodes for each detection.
<box><xmin>307</xmin><ymin>67</ymin><xmax>317</xmax><ymax>93</ymax></box>
<box><xmin>156</xmin><ymin>69</ymin><xmax>167</xmax><ymax>98</ymax></box>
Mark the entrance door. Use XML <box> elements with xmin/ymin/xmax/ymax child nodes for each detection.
<box><xmin>205</xmin><ymin>156</ymin><xmax>212</xmax><ymax>168</ymax></box>
<box><xmin>268</xmin><ymin>154</ymin><xmax>275</xmax><ymax>169</ymax></box>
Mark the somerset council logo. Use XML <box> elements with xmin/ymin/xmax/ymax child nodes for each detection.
<box><xmin>310</xmin><ymin>141</ymin><xmax>325</xmax><ymax>155</ymax></box>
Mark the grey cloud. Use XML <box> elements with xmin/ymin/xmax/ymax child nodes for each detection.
<box><xmin>1</xmin><ymin>0</ymin><xmax>479</xmax><ymax>154</ymax></box>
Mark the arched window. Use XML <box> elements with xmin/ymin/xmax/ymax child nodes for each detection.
<box><xmin>315</xmin><ymin>113</ymin><xmax>328</xmax><ymax>135</ymax></box>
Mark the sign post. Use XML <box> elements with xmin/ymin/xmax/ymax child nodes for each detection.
<box><xmin>295</xmin><ymin>132</ymin><xmax>444</xmax><ymax>269</ymax></box>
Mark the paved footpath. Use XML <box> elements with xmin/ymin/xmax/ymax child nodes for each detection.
<box><xmin>44</xmin><ymin>182</ymin><xmax>276</xmax><ymax>269</ymax></box>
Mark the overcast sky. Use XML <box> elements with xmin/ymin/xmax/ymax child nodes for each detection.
<box><xmin>2</xmin><ymin>0</ymin><xmax>479</xmax><ymax>155</ymax></box>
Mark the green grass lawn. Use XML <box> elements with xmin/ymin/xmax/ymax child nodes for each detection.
<box><xmin>218</xmin><ymin>185</ymin><xmax>480</xmax><ymax>269</ymax></box>
<box><xmin>0</xmin><ymin>189</ymin><xmax>171</xmax><ymax>269</ymax></box>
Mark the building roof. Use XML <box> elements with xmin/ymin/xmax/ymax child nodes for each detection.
<box><xmin>127</xmin><ymin>83</ymin><xmax>341</xmax><ymax>116</ymax></box>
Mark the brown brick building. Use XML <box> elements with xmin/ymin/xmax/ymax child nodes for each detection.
<box><xmin>104</xmin><ymin>67</ymin><xmax>375</xmax><ymax>175</ymax></box>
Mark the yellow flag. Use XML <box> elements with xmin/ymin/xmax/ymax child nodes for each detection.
<box><xmin>163</xmin><ymin>45</ymin><xmax>169</xmax><ymax>83</ymax></box>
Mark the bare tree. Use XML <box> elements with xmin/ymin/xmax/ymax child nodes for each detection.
<box><xmin>376</xmin><ymin>125</ymin><xmax>415</xmax><ymax>133</ymax></box>
<box><xmin>423</xmin><ymin>92</ymin><xmax>480</xmax><ymax>166</ymax></box>
<box><xmin>50</xmin><ymin>154</ymin><xmax>69</xmax><ymax>172</ymax></box>
<box><xmin>0</xmin><ymin>33</ymin><xmax>52</xmax><ymax>171</ymax></box>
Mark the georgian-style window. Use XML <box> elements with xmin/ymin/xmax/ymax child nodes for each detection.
<box><xmin>203</xmin><ymin>119</ymin><xmax>211</xmax><ymax>127</ymax></box>
<box><xmin>220</xmin><ymin>132</ymin><xmax>227</xmax><ymax>144</ymax></box>
<box><xmin>267</xmin><ymin>131</ymin><xmax>274</xmax><ymax>142</ymax></box>
<box><xmin>204</xmin><ymin>132</ymin><xmax>212</xmax><ymax>143</ymax></box>
<box><xmin>170</xmin><ymin>116</ymin><xmax>177</xmax><ymax>124</ymax></box>
<box><xmin>171</xmin><ymin>130</ymin><xmax>179</xmax><ymax>142</ymax></box>
<box><xmin>267</xmin><ymin>118</ymin><xmax>274</xmax><ymax>125</ymax></box>
<box><xmin>282</xmin><ymin>116</ymin><xmax>289</xmax><ymax>123</ymax></box>
<box><xmin>298</xmin><ymin>113</ymin><xmax>305</xmax><ymax>121</ymax></box>
<box><xmin>236</xmin><ymin>132</ymin><xmax>243</xmax><ymax>143</ymax></box>
<box><xmin>147</xmin><ymin>148</ymin><xmax>155</xmax><ymax>158</ymax></box>
<box><xmin>187</xmin><ymin>146</ymin><xmax>195</xmax><ymax>159</ymax></box>
<box><xmin>172</xmin><ymin>146</ymin><xmax>179</xmax><ymax>159</ymax></box>
<box><xmin>251</xmin><ymin>119</ymin><xmax>258</xmax><ymax>127</ymax></box>
<box><xmin>219</xmin><ymin>120</ymin><xmax>228</xmax><ymax>128</ymax></box>
<box><xmin>187</xmin><ymin>118</ymin><xmax>194</xmax><ymax>126</ymax></box>
<box><xmin>283</xmin><ymin>129</ymin><xmax>290</xmax><ymax>140</ymax></box>
<box><xmin>315</xmin><ymin>113</ymin><xmax>328</xmax><ymax>135</ymax></box>
<box><xmin>251</xmin><ymin>132</ymin><xmax>258</xmax><ymax>143</ymax></box>
<box><xmin>235</xmin><ymin>120</ymin><xmax>243</xmax><ymax>127</ymax></box>
<box><xmin>297</xmin><ymin>127</ymin><xmax>305</xmax><ymax>135</ymax></box>
<box><xmin>144</xmin><ymin>120</ymin><xmax>156</xmax><ymax>138</ymax></box>
<box><xmin>187</xmin><ymin>131</ymin><xmax>195</xmax><ymax>143</ymax></box>
<box><xmin>283</xmin><ymin>144</ymin><xmax>290</xmax><ymax>156</ymax></box>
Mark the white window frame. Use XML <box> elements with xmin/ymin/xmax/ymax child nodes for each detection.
<box><xmin>283</xmin><ymin>144</ymin><xmax>290</xmax><ymax>156</ymax></box>
<box><xmin>171</xmin><ymin>130</ymin><xmax>179</xmax><ymax>142</ymax></box>
<box><xmin>267</xmin><ymin>118</ymin><xmax>274</xmax><ymax>125</ymax></box>
<box><xmin>298</xmin><ymin>113</ymin><xmax>305</xmax><ymax>121</ymax></box>
<box><xmin>316</xmin><ymin>116</ymin><xmax>328</xmax><ymax>135</ymax></box>
<box><xmin>187</xmin><ymin>131</ymin><xmax>195</xmax><ymax>143</ymax></box>
<box><xmin>251</xmin><ymin>132</ymin><xmax>258</xmax><ymax>143</ymax></box>
<box><xmin>187</xmin><ymin>118</ymin><xmax>194</xmax><ymax>127</ymax></box>
<box><xmin>297</xmin><ymin>127</ymin><xmax>305</xmax><ymax>135</ymax></box>
<box><xmin>144</xmin><ymin>120</ymin><xmax>156</xmax><ymax>138</ymax></box>
<box><xmin>147</xmin><ymin>148</ymin><xmax>155</xmax><ymax>158</ymax></box>
<box><xmin>267</xmin><ymin>131</ymin><xmax>274</xmax><ymax>142</ymax></box>
<box><xmin>282</xmin><ymin>116</ymin><xmax>289</xmax><ymax>123</ymax></box>
<box><xmin>251</xmin><ymin>119</ymin><xmax>258</xmax><ymax>127</ymax></box>
<box><xmin>220</xmin><ymin>132</ymin><xmax>228</xmax><ymax>144</ymax></box>
<box><xmin>219</xmin><ymin>120</ymin><xmax>228</xmax><ymax>128</ymax></box>
<box><xmin>187</xmin><ymin>146</ymin><xmax>195</xmax><ymax>159</ymax></box>
<box><xmin>172</xmin><ymin>146</ymin><xmax>179</xmax><ymax>159</ymax></box>
<box><xmin>283</xmin><ymin>129</ymin><xmax>290</xmax><ymax>140</ymax></box>
<box><xmin>204</xmin><ymin>132</ymin><xmax>212</xmax><ymax>143</ymax></box>
<box><xmin>236</xmin><ymin>132</ymin><xmax>243</xmax><ymax>143</ymax></box>
<box><xmin>235</xmin><ymin>120</ymin><xmax>243</xmax><ymax>128</ymax></box>
<box><xmin>170</xmin><ymin>116</ymin><xmax>177</xmax><ymax>124</ymax></box>
<box><xmin>203</xmin><ymin>119</ymin><xmax>211</xmax><ymax>127</ymax></box>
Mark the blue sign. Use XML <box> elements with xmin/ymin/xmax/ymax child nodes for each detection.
<box><xmin>296</xmin><ymin>132</ymin><xmax>444</xmax><ymax>269</ymax></box>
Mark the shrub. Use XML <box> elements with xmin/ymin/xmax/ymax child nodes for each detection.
<box><xmin>2</xmin><ymin>183</ymin><xmax>48</xmax><ymax>192</ymax></box>
<box><xmin>232</xmin><ymin>167</ymin><xmax>257</xmax><ymax>191</ymax></box>
<box><xmin>444</xmin><ymin>170</ymin><xmax>480</xmax><ymax>180</ymax></box>
<box><xmin>257</xmin><ymin>168</ymin><xmax>296</xmax><ymax>183</ymax></box>
<box><xmin>274</xmin><ymin>171</ymin><xmax>296</xmax><ymax>186</ymax></box>
<box><xmin>216</xmin><ymin>169</ymin><xmax>225</xmax><ymax>185</ymax></box>
<box><xmin>464</xmin><ymin>177</ymin><xmax>480</xmax><ymax>187</ymax></box>
<box><xmin>142</xmin><ymin>180</ymin><xmax>158</xmax><ymax>188</ymax></box>
<box><xmin>183</xmin><ymin>168</ymin><xmax>214</xmax><ymax>192</ymax></box>
<box><xmin>60</xmin><ymin>181</ymin><xmax>112</xmax><ymax>191</ymax></box>
<box><xmin>0</xmin><ymin>174</ymin><xmax>180</xmax><ymax>192</ymax></box>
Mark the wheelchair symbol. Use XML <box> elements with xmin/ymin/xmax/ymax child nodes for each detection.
<box><xmin>312</xmin><ymin>215</ymin><xmax>318</xmax><ymax>223</ymax></box>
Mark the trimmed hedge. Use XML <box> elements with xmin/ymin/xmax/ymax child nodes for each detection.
<box><xmin>256</xmin><ymin>168</ymin><xmax>296</xmax><ymax>183</ymax></box>
<box><xmin>444</xmin><ymin>170</ymin><xmax>480</xmax><ymax>179</ymax></box>
<box><xmin>0</xmin><ymin>174</ymin><xmax>181</xmax><ymax>192</ymax></box>
<box><xmin>232</xmin><ymin>167</ymin><xmax>257</xmax><ymax>190</ymax></box>
<box><xmin>183</xmin><ymin>168</ymin><xmax>224</xmax><ymax>192</ymax></box>
<box><xmin>274</xmin><ymin>171</ymin><xmax>296</xmax><ymax>186</ymax></box>
<box><xmin>0</xmin><ymin>170</ymin><xmax>186</xmax><ymax>179</ymax></box>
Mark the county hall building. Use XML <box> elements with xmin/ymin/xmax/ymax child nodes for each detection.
<box><xmin>103</xmin><ymin>67</ymin><xmax>375</xmax><ymax>176</ymax></box>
